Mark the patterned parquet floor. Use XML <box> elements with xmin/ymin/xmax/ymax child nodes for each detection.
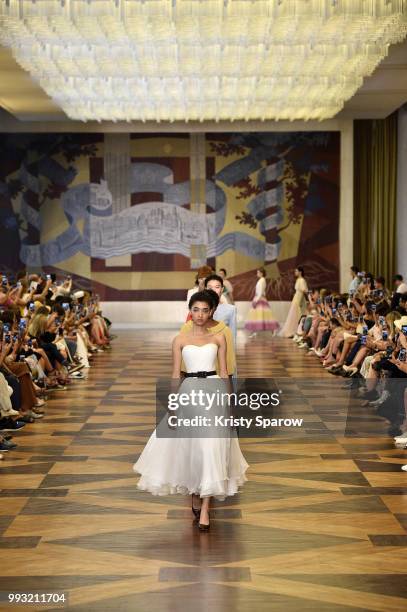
<box><xmin>1</xmin><ymin>330</ymin><xmax>407</xmax><ymax>612</ymax></box>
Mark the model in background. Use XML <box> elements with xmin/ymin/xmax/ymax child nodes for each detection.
<box><xmin>218</xmin><ymin>269</ymin><xmax>234</xmax><ymax>304</ymax></box>
<box><xmin>185</xmin><ymin>265</ymin><xmax>213</xmax><ymax>321</ymax></box>
<box><xmin>244</xmin><ymin>268</ymin><xmax>280</xmax><ymax>336</ymax></box>
<box><xmin>280</xmin><ymin>267</ymin><xmax>309</xmax><ymax>338</ymax></box>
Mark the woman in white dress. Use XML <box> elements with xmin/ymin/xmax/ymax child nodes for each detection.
<box><xmin>133</xmin><ymin>290</ymin><xmax>248</xmax><ymax>531</ymax></box>
<box><xmin>280</xmin><ymin>267</ymin><xmax>309</xmax><ymax>338</ymax></box>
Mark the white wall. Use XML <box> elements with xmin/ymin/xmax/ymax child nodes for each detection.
<box><xmin>102</xmin><ymin>301</ymin><xmax>291</xmax><ymax>329</ymax></box>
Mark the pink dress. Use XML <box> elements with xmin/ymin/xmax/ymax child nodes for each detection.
<box><xmin>245</xmin><ymin>277</ymin><xmax>280</xmax><ymax>332</ymax></box>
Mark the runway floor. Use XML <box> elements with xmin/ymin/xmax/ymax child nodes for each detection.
<box><xmin>1</xmin><ymin>330</ymin><xmax>407</xmax><ymax>611</ymax></box>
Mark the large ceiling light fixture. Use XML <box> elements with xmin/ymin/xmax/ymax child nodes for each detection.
<box><xmin>0</xmin><ymin>0</ymin><xmax>406</xmax><ymax>122</ymax></box>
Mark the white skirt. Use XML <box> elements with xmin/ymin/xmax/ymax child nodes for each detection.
<box><xmin>133</xmin><ymin>378</ymin><xmax>249</xmax><ymax>501</ymax></box>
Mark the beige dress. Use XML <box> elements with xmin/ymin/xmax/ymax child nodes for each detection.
<box><xmin>280</xmin><ymin>277</ymin><xmax>308</xmax><ymax>337</ymax></box>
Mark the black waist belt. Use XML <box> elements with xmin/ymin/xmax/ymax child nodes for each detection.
<box><xmin>184</xmin><ymin>370</ymin><xmax>217</xmax><ymax>378</ymax></box>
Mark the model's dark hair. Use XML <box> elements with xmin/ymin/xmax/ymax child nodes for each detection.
<box><xmin>204</xmin><ymin>274</ymin><xmax>224</xmax><ymax>287</ymax></box>
<box><xmin>350</xmin><ymin>265</ymin><xmax>359</xmax><ymax>274</ymax></box>
<box><xmin>258</xmin><ymin>267</ymin><xmax>266</xmax><ymax>277</ymax></box>
<box><xmin>219</xmin><ymin>268</ymin><xmax>227</xmax><ymax>276</ymax></box>
<box><xmin>296</xmin><ymin>266</ymin><xmax>305</xmax><ymax>277</ymax></box>
<box><xmin>394</xmin><ymin>274</ymin><xmax>403</xmax><ymax>282</ymax></box>
<box><xmin>375</xmin><ymin>276</ymin><xmax>385</xmax><ymax>286</ymax></box>
<box><xmin>203</xmin><ymin>289</ymin><xmax>220</xmax><ymax>310</ymax></box>
<box><xmin>188</xmin><ymin>289</ymin><xmax>219</xmax><ymax>311</ymax></box>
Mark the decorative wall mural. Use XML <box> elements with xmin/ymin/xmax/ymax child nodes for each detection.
<box><xmin>0</xmin><ymin>132</ymin><xmax>339</xmax><ymax>300</ymax></box>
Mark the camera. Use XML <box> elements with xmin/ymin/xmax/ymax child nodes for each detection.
<box><xmin>399</xmin><ymin>348</ymin><xmax>407</xmax><ymax>362</ymax></box>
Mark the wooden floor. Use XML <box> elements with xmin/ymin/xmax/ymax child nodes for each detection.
<box><xmin>1</xmin><ymin>330</ymin><xmax>407</xmax><ymax>612</ymax></box>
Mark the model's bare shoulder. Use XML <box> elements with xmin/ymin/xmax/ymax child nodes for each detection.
<box><xmin>213</xmin><ymin>331</ymin><xmax>226</xmax><ymax>346</ymax></box>
<box><xmin>172</xmin><ymin>333</ymin><xmax>183</xmax><ymax>347</ymax></box>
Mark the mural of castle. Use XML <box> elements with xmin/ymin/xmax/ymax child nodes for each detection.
<box><xmin>0</xmin><ymin>132</ymin><xmax>340</xmax><ymax>300</ymax></box>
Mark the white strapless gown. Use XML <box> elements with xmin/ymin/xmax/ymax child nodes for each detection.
<box><xmin>133</xmin><ymin>343</ymin><xmax>249</xmax><ymax>500</ymax></box>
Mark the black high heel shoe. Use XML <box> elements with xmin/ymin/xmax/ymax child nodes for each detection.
<box><xmin>198</xmin><ymin>510</ymin><xmax>210</xmax><ymax>531</ymax></box>
<box><xmin>191</xmin><ymin>495</ymin><xmax>201</xmax><ymax>519</ymax></box>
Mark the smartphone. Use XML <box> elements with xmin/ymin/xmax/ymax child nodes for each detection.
<box><xmin>402</xmin><ymin>325</ymin><xmax>407</xmax><ymax>336</ymax></box>
<box><xmin>382</xmin><ymin>330</ymin><xmax>388</xmax><ymax>341</ymax></box>
<box><xmin>46</xmin><ymin>274</ymin><xmax>51</xmax><ymax>280</ymax></box>
<box><xmin>337</xmin><ymin>302</ymin><xmax>343</xmax><ymax>308</ymax></box>
<box><xmin>27</xmin><ymin>339</ymin><xmax>32</xmax><ymax>347</ymax></box>
<box><xmin>3</xmin><ymin>323</ymin><xmax>10</xmax><ymax>332</ymax></box>
<box><xmin>4</xmin><ymin>333</ymin><xmax>10</xmax><ymax>343</ymax></box>
<box><xmin>62</xmin><ymin>302</ymin><xmax>70</xmax><ymax>311</ymax></box>
<box><xmin>371</xmin><ymin>304</ymin><xmax>377</xmax><ymax>312</ymax></box>
<box><xmin>379</xmin><ymin>316</ymin><xmax>385</xmax><ymax>325</ymax></box>
<box><xmin>12</xmin><ymin>334</ymin><xmax>18</xmax><ymax>342</ymax></box>
<box><xmin>361</xmin><ymin>335</ymin><xmax>367</xmax><ymax>345</ymax></box>
<box><xmin>19</xmin><ymin>319</ymin><xmax>26</xmax><ymax>328</ymax></box>
<box><xmin>399</xmin><ymin>348</ymin><xmax>407</xmax><ymax>362</ymax></box>
<box><xmin>362</xmin><ymin>326</ymin><xmax>368</xmax><ymax>334</ymax></box>
<box><xmin>29</xmin><ymin>302</ymin><xmax>35</xmax><ymax>311</ymax></box>
<box><xmin>2</xmin><ymin>277</ymin><xmax>7</xmax><ymax>286</ymax></box>
<box><xmin>332</xmin><ymin>308</ymin><xmax>337</xmax><ymax>314</ymax></box>
<box><xmin>386</xmin><ymin>346</ymin><xmax>393</xmax><ymax>357</ymax></box>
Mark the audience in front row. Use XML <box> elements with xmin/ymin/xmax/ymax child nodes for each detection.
<box><xmin>0</xmin><ymin>272</ymin><xmax>113</xmax><ymax>458</ymax></box>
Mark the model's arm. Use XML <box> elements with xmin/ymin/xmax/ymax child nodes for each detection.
<box><xmin>172</xmin><ymin>335</ymin><xmax>182</xmax><ymax>379</ymax></box>
<box><xmin>216</xmin><ymin>333</ymin><xmax>228</xmax><ymax>379</ymax></box>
